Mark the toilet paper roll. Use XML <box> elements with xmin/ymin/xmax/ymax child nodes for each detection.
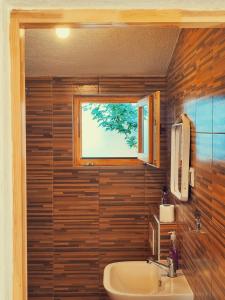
<box><xmin>160</xmin><ymin>204</ymin><xmax>175</xmax><ymax>223</ymax></box>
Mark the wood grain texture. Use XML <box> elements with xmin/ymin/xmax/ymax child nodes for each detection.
<box><xmin>26</xmin><ymin>76</ymin><xmax>167</xmax><ymax>299</ymax></box>
<box><xmin>167</xmin><ymin>28</ymin><xmax>225</xmax><ymax>300</ymax></box>
<box><xmin>11</xmin><ymin>10</ymin><xmax>225</xmax><ymax>300</ymax></box>
<box><xmin>159</xmin><ymin>223</ymin><xmax>177</xmax><ymax>260</ymax></box>
<box><xmin>26</xmin><ymin>79</ymin><xmax>54</xmax><ymax>299</ymax></box>
<box><xmin>10</xmin><ymin>17</ymin><xmax>27</xmax><ymax>300</ymax></box>
<box><xmin>11</xmin><ymin>9</ymin><xmax>225</xmax><ymax>28</ymax></box>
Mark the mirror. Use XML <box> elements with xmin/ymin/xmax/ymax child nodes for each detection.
<box><xmin>170</xmin><ymin>113</ymin><xmax>191</xmax><ymax>201</ymax></box>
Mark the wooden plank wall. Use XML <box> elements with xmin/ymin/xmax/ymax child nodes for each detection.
<box><xmin>26</xmin><ymin>76</ymin><xmax>167</xmax><ymax>300</ymax></box>
<box><xmin>167</xmin><ymin>28</ymin><xmax>225</xmax><ymax>300</ymax></box>
<box><xmin>159</xmin><ymin>223</ymin><xmax>177</xmax><ymax>260</ymax></box>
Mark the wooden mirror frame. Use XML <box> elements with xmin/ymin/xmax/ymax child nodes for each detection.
<box><xmin>170</xmin><ymin>113</ymin><xmax>191</xmax><ymax>201</ymax></box>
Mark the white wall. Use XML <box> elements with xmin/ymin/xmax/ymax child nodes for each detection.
<box><xmin>0</xmin><ymin>1</ymin><xmax>12</xmax><ymax>300</ymax></box>
<box><xmin>5</xmin><ymin>0</ymin><xmax>225</xmax><ymax>10</ymax></box>
<box><xmin>1</xmin><ymin>1</ymin><xmax>225</xmax><ymax>300</ymax></box>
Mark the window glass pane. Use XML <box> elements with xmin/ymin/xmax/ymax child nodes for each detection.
<box><xmin>143</xmin><ymin>103</ymin><xmax>149</xmax><ymax>156</ymax></box>
<box><xmin>81</xmin><ymin>102</ymin><xmax>138</xmax><ymax>158</ymax></box>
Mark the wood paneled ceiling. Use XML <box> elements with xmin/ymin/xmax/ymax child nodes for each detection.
<box><xmin>25</xmin><ymin>27</ymin><xmax>180</xmax><ymax>76</ymax></box>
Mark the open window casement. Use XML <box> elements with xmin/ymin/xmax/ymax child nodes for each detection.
<box><xmin>73</xmin><ymin>92</ymin><xmax>160</xmax><ymax>167</ymax></box>
<box><xmin>137</xmin><ymin>91</ymin><xmax>160</xmax><ymax>168</ymax></box>
<box><xmin>170</xmin><ymin>113</ymin><xmax>191</xmax><ymax>201</ymax></box>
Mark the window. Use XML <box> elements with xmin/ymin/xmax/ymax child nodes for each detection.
<box><xmin>138</xmin><ymin>92</ymin><xmax>160</xmax><ymax>168</ymax></box>
<box><xmin>73</xmin><ymin>93</ymin><xmax>160</xmax><ymax>166</ymax></box>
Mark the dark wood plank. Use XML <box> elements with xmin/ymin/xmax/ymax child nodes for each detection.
<box><xmin>26</xmin><ymin>76</ymin><xmax>167</xmax><ymax>299</ymax></box>
<box><xmin>167</xmin><ymin>28</ymin><xmax>225</xmax><ymax>300</ymax></box>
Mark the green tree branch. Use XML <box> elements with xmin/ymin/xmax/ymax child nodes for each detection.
<box><xmin>83</xmin><ymin>103</ymin><xmax>138</xmax><ymax>148</ymax></box>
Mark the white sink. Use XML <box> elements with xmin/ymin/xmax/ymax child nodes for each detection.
<box><xmin>103</xmin><ymin>261</ymin><xmax>193</xmax><ymax>300</ymax></box>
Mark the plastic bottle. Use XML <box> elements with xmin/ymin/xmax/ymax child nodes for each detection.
<box><xmin>161</xmin><ymin>186</ymin><xmax>169</xmax><ymax>204</ymax></box>
<box><xmin>168</xmin><ymin>231</ymin><xmax>179</xmax><ymax>271</ymax></box>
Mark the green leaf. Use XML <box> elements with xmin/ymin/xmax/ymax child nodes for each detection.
<box><xmin>84</xmin><ymin>102</ymin><xmax>138</xmax><ymax>148</ymax></box>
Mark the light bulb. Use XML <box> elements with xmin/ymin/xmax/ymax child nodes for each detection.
<box><xmin>55</xmin><ymin>28</ymin><xmax>71</xmax><ymax>39</ymax></box>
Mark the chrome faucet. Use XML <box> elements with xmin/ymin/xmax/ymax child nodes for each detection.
<box><xmin>146</xmin><ymin>257</ymin><xmax>177</xmax><ymax>278</ymax></box>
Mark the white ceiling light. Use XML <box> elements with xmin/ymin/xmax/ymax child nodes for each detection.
<box><xmin>55</xmin><ymin>28</ymin><xmax>71</xmax><ymax>39</ymax></box>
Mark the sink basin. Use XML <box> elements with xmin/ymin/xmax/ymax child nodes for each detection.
<box><xmin>103</xmin><ymin>261</ymin><xmax>193</xmax><ymax>300</ymax></box>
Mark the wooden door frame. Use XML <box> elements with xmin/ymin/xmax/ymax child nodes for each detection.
<box><xmin>10</xmin><ymin>8</ymin><xmax>225</xmax><ymax>300</ymax></box>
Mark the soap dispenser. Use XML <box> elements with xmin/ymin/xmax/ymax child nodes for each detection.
<box><xmin>168</xmin><ymin>231</ymin><xmax>179</xmax><ymax>271</ymax></box>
